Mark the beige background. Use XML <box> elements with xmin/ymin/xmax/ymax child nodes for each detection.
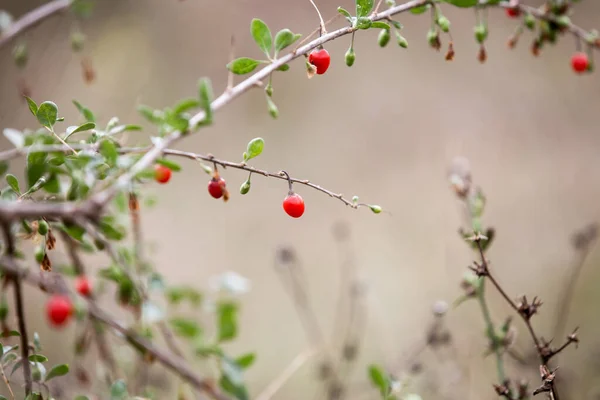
<box><xmin>1</xmin><ymin>0</ymin><xmax>600</xmax><ymax>398</ymax></box>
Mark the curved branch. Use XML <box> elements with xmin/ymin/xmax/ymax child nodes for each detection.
<box><xmin>0</xmin><ymin>0</ymin><xmax>71</xmax><ymax>49</ymax></box>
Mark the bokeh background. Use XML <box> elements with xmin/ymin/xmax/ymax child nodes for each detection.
<box><xmin>1</xmin><ymin>0</ymin><xmax>600</xmax><ymax>399</ymax></box>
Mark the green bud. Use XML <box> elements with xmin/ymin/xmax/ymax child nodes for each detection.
<box><xmin>32</xmin><ymin>366</ymin><xmax>42</xmax><ymax>381</ymax></box>
<box><xmin>71</xmin><ymin>31</ymin><xmax>86</xmax><ymax>52</ymax></box>
<box><xmin>524</xmin><ymin>13</ymin><xmax>535</xmax><ymax>30</ymax></box>
<box><xmin>266</xmin><ymin>97</ymin><xmax>278</xmax><ymax>119</ymax></box>
<box><xmin>240</xmin><ymin>180</ymin><xmax>251</xmax><ymax>195</ymax></box>
<box><xmin>345</xmin><ymin>46</ymin><xmax>355</xmax><ymax>67</ymax></box>
<box><xmin>395</xmin><ymin>31</ymin><xmax>408</xmax><ymax>48</ymax></box>
<box><xmin>94</xmin><ymin>239</ymin><xmax>105</xmax><ymax>250</ymax></box>
<box><xmin>37</xmin><ymin>220</ymin><xmax>49</xmax><ymax>236</ymax></box>
<box><xmin>474</xmin><ymin>24</ymin><xmax>488</xmax><ymax>44</ymax></box>
<box><xmin>437</xmin><ymin>16</ymin><xmax>451</xmax><ymax>33</ymax></box>
<box><xmin>12</xmin><ymin>43</ymin><xmax>28</xmax><ymax>69</ymax></box>
<box><xmin>265</xmin><ymin>82</ymin><xmax>273</xmax><ymax>97</ymax></box>
<box><xmin>378</xmin><ymin>29</ymin><xmax>391</xmax><ymax>47</ymax></box>
<box><xmin>369</xmin><ymin>205</ymin><xmax>382</xmax><ymax>214</ymax></box>
<box><xmin>352</xmin><ymin>195</ymin><xmax>359</xmax><ymax>204</ymax></box>
<box><xmin>34</xmin><ymin>245</ymin><xmax>45</xmax><ymax>264</ymax></box>
<box><xmin>385</xmin><ymin>0</ymin><xmax>395</xmax><ymax>6</ymax></box>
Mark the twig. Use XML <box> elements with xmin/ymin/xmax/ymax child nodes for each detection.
<box><xmin>255</xmin><ymin>348</ymin><xmax>315</xmax><ymax>400</ymax></box>
<box><xmin>308</xmin><ymin>0</ymin><xmax>327</xmax><ymax>35</ymax></box>
<box><xmin>0</xmin><ymin>256</ymin><xmax>231</xmax><ymax>400</ymax></box>
<box><xmin>1</xmin><ymin>222</ymin><xmax>32</xmax><ymax>396</ymax></box>
<box><xmin>0</xmin><ymin>0</ymin><xmax>71</xmax><ymax>49</ymax></box>
<box><xmin>0</xmin><ymin>350</ymin><xmax>15</xmax><ymax>399</ymax></box>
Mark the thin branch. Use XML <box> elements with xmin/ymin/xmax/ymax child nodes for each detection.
<box><xmin>255</xmin><ymin>348</ymin><xmax>315</xmax><ymax>400</ymax></box>
<box><xmin>0</xmin><ymin>256</ymin><xmax>231</xmax><ymax>400</ymax></box>
<box><xmin>308</xmin><ymin>0</ymin><xmax>327</xmax><ymax>35</ymax></box>
<box><xmin>0</xmin><ymin>0</ymin><xmax>71</xmax><ymax>49</ymax></box>
<box><xmin>0</xmin><ymin>360</ymin><xmax>15</xmax><ymax>400</ymax></box>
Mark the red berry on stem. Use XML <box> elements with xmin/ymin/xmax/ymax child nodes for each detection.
<box><xmin>571</xmin><ymin>52</ymin><xmax>589</xmax><ymax>73</ymax></box>
<box><xmin>154</xmin><ymin>164</ymin><xmax>172</xmax><ymax>184</ymax></box>
<box><xmin>506</xmin><ymin>7</ymin><xmax>520</xmax><ymax>18</ymax></box>
<box><xmin>283</xmin><ymin>193</ymin><xmax>305</xmax><ymax>218</ymax></box>
<box><xmin>308</xmin><ymin>49</ymin><xmax>331</xmax><ymax>75</ymax></box>
<box><xmin>75</xmin><ymin>276</ymin><xmax>92</xmax><ymax>297</ymax></box>
<box><xmin>208</xmin><ymin>177</ymin><xmax>226</xmax><ymax>199</ymax></box>
<box><xmin>46</xmin><ymin>295</ymin><xmax>73</xmax><ymax>327</ymax></box>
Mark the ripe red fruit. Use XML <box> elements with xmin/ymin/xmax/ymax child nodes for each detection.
<box><xmin>75</xmin><ymin>276</ymin><xmax>92</xmax><ymax>297</ymax></box>
<box><xmin>505</xmin><ymin>7</ymin><xmax>520</xmax><ymax>18</ymax></box>
<box><xmin>154</xmin><ymin>164</ymin><xmax>172</xmax><ymax>184</ymax></box>
<box><xmin>571</xmin><ymin>52</ymin><xmax>589</xmax><ymax>74</ymax></box>
<box><xmin>283</xmin><ymin>193</ymin><xmax>305</xmax><ymax>218</ymax></box>
<box><xmin>208</xmin><ymin>177</ymin><xmax>226</xmax><ymax>199</ymax></box>
<box><xmin>308</xmin><ymin>49</ymin><xmax>331</xmax><ymax>75</ymax></box>
<box><xmin>46</xmin><ymin>295</ymin><xmax>73</xmax><ymax>327</ymax></box>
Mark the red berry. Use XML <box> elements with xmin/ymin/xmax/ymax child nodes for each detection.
<box><xmin>46</xmin><ymin>295</ymin><xmax>73</xmax><ymax>327</ymax></box>
<box><xmin>208</xmin><ymin>177</ymin><xmax>226</xmax><ymax>199</ymax></box>
<box><xmin>75</xmin><ymin>276</ymin><xmax>92</xmax><ymax>297</ymax></box>
<box><xmin>283</xmin><ymin>193</ymin><xmax>305</xmax><ymax>218</ymax></box>
<box><xmin>505</xmin><ymin>7</ymin><xmax>520</xmax><ymax>18</ymax></box>
<box><xmin>308</xmin><ymin>49</ymin><xmax>331</xmax><ymax>75</ymax></box>
<box><xmin>154</xmin><ymin>165</ymin><xmax>172</xmax><ymax>184</ymax></box>
<box><xmin>571</xmin><ymin>52</ymin><xmax>589</xmax><ymax>74</ymax></box>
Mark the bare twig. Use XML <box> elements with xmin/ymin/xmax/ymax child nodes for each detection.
<box><xmin>308</xmin><ymin>0</ymin><xmax>327</xmax><ymax>35</ymax></box>
<box><xmin>255</xmin><ymin>348</ymin><xmax>315</xmax><ymax>400</ymax></box>
<box><xmin>0</xmin><ymin>348</ymin><xmax>16</xmax><ymax>399</ymax></box>
<box><xmin>0</xmin><ymin>0</ymin><xmax>71</xmax><ymax>49</ymax></box>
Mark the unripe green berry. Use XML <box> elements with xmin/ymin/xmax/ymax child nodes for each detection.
<box><xmin>395</xmin><ymin>31</ymin><xmax>408</xmax><ymax>48</ymax></box>
<box><xmin>265</xmin><ymin>83</ymin><xmax>273</xmax><ymax>97</ymax></box>
<box><xmin>345</xmin><ymin>46</ymin><xmax>355</xmax><ymax>67</ymax></box>
<box><xmin>266</xmin><ymin>97</ymin><xmax>278</xmax><ymax>119</ymax></box>
<box><xmin>12</xmin><ymin>43</ymin><xmax>28</xmax><ymax>68</ymax></box>
<box><xmin>369</xmin><ymin>205</ymin><xmax>382</xmax><ymax>214</ymax></box>
<box><xmin>524</xmin><ymin>14</ymin><xmax>535</xmax><ymax>30</ymax></box>
<box><xmin>35</xmin><ymin>245</ymin><xmax>45</xmax><ymax>264</ymax></box>
<box><xmin>240</xmin><ymin>180</ymin><xmax>251</xmax><ymax>195</ymax></box>
<box><xmin>71</xmin><ymin>31</ymin><xmax>86</xmax><ymax>52</ymax></box>
<box><xmin>378</xmin><ymin>29</ymin><xmax>390</xmax><ymax>47</ymax></box>
<box><xmin>38</xmin><ymin>220</ymin><xmax>49</xmax><ymax>235</ymax></box>
<box><xmin>437</xmin><ymin>16</ymin><xmax>451</xmax><ymax>33</ymax></box>
<box><xmin>474</xmin><ymin>24</ymin><xmax>488</xmax><ymax>44</ymax></box>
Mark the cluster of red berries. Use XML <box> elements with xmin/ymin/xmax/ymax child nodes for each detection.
<box><xmin>504</xmin><ymin>6</ymin><xmax>592</xmax><ymax>74</ymax></box>
<box><xmin>154</xmin><ymin>164</ymin><xmax>305</xmax><ymax>218</ymax></box>
<box><xmin>46</xmin><ymin>277</ymin><xmax>91</xmax><ymax>327</ymax></box>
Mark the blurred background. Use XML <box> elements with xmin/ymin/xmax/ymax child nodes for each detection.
<box><xmin>1</xmin><ymin>0</ymin><xmax>600</xmax><ymax>399</ymax></box>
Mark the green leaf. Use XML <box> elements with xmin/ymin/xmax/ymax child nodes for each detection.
<box><xmin>98</xmin><ymin>216</ymin><xmax>125</xmax><ymax>241</ymax></box>
<box><xmin>442</xmin><ymin>0</ymin><xmax>477</xmax><ymax>7</ymax></box>
<box><xmin>108</xmin><ymin>124</ymin><xmax>142</xmax><ymax>136</ymax></box>
<box><xmin>243</xmin><ymin>137</ymin><xmax>264</xmax><ymax>162</ymax></box>
<box><xmin>164</xmin><ymin>111</ymin><xmax>189</xmax><ymax>131</ymax></box>
<box><xmin>137</xmin><ymin>105</ymin><xmax>164</xmax><ymax>124</ymax></box>
<box><xmin>74</xmin><ymin>396</ymin><xmax>90</xmax><ymax>400</ymax></box>
<box><xmin>5</xmin><ymin>174</ymin><xmax>20</xmax><ymax>194</ymax></box>
<box><xmin>410</xmin><ymin>4</ymin><xmax>430</xmax><ymax>14</ymax></box>
<box><xmin>220</xmin><ymin>357</ymin><xmax>249</xmax><ymax>400</ymax></box>
<box><xmin>355</xmin><ymin>17</ymin><xmax>372</xmax><ymax>29</ymax></box>
<box><xmin>3</xmin><ymin>128</ymin><xmax>24</xmax><ymax>148</ymax></box>
<box><xmin>36</xmin><ymin>101</ymin><xmax>58</xmax><ymax>128</ymax></box>
<box><xmin>44</xmin><ymin>364</ymin><xmax>69</xmax><ymax>381</ymax></box>
<box><xmin>166</xmin><ymin>286</ymin><xmax>202</xmax><ymax>306</ymax></box>
<box><xmin>28</xmin><ymin>354</ymin><xmax>48</xmax><ymax>363</ymax></box>
<box><xmin>251</xmin><ymin>18</ymin><xmax>272</xmax><ymax>56</ymax></box>
<box><xmin>169</xmin><ymin>318</ymin><xmax>202</xmax><ymax>338</ymax></box>
<box><xmin>72</xmin><ymin>100</ymin><xmax>95</xmax><ymax>123</ymax></box>
<box><xmin>235</xmin><ymin>353</ymin><xmax>256</xmax><ymax>369</ymax></box>
<box><xmin>368</xmin><ymin>364</ymin><xmax>389</xmax><ymax>397</ymax></box>
<box><xmin>26</xmin><ymin>150</ymin><xmax>48</xmax><ymax>189</ymax></box>
<box><xmin>0</xmin><ymin>161</ymin><xmax>8</xmax><ymax>177</ymax></box>
<box><xmin>274</xmin><ymin>29</ymin><xmax>301</xmax><ymax>54</ymax></box>
<box><xmin>173</xmin><ymin>98</ymin><xmax>200</xmax><ymax>115</ymax></box>
<box><xmin>198</xmin><ymin>78</ymin><xmax>214</xmax><ymax>126</ymax></box>
<box><xmin>155</xmin><ymin>158</ymin><xmax>181</xmax><ymax>172</ymax></box>
<box><xmin>356</xmin><ymin>0</ymin><xmax>374</xmax><ymax>17</ymax></box>
<box><xmin>337</xmin><ymin>7</ymin><xmax>352</xmax><ymax>20</ymax></box>
<box><xmin>0</xmin><ymin>395</ymin><xmax>7</xmax><ymax>400</ymax></box>
<box><xmin>99</xmin><ymin>139</ymin><xmax>118</xmax><ymax>166</ymax></box>
<box><xmin>276</xmin><ymin>64</ymin><xmax>290</xmax><ymax>72</ymax></box>
<box><xmin>227</xmin><ymin>58</ymin><xmax>261</xmax><ymax>75</ymax></box>
<box><xmin>109</xmin><ymin>379</ymin><xmax>128</xmax><ymax>400</ymax></box>
<box><xmin>25</xmin><ymin>97</ymin><xmax>38</xmax><ymax>116</ymax></box>
<box><xmin>33</xmin><ymin>332</ymin><xmax>42</xmax><ymax>351</ymax></box>
<box><xmin>217</xmin><ymin>301</ymin><xmax>238</xmax><ymax>342</ymax></box>
<box><xmin>64</xmin><ymin>122</ymin><xmax>95</xmax><ymax>140</ymax></box>
<box><xmin>371</xmin><ymin>21</ymin><xmax>390</xmax><ymax>30</ymax></box>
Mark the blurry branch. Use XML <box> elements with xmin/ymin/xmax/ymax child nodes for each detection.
<box><xmin>471</xmin><ymin>237</ymin><xmax>579</xmax><ymax>399</ymax></box>
<box><xmin>0</xmin><ymin>0</ymin><xmax>71</xmax><ymax>49</ymax></box>
<box><xmin>1</xmin><ymin>222</ymin><xmax>33</xmax><ymax>396</ymax></box>
<box><xmin>255</xmin><ymin>348</ymin><xmax>315</xmax><ymax>400</ymax></box>
<box><xmin>0</xmin><ymin>255</ymin><xmax>232</xmax><ymax>400</ymax></box>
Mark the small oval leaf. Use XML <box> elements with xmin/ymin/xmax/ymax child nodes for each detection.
<box><xmin>227</xmin><ymin>58</ymin><xmax>261</xmax><ymax>75</ymax></box>
<box><xmin>36</xmin><ymin>101</ymin><xmax>58</xmax><ymax>128</ymax></box>
<box><xmin>244</xmin><ymin>138</ymin><xmax>265</xmax><ymax>161</ymax></box>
